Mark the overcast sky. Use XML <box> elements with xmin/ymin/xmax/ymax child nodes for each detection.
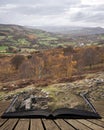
<box><xmin>0</xmin><ymin>0</ymin><xmax>104</xmax><ymax>27</ymax></box>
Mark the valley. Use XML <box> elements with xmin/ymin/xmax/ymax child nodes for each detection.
<box><xmin>0</xmin><ymin>24</ymin><xmax>104</xmax><ymax>114</ymax></box>
<box><xmin>0</xmin><ymin>24</ymin><xmax>104</xmax><ymax>54</ymax></box>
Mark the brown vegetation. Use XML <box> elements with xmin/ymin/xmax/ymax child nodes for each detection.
<box><xmin>0</xmin><ymin>45</ymin><xmax>104</xmax><ymax>83</ymax></box>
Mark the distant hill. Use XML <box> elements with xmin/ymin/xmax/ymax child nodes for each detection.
<box><xmin>36</xmin><ymin>26</ymin><xmax>104</xmax><ymax>36</ymax></box>
<box><xmin>0</xmin><ymin>24</ymin><xmax>104</xmax><ymax>54</ymax></box>
<box><xmin>0</xmin><ymin>24</ymin><xmax>48</xmax><ymax>35</ymax></box>
<box><xmin>0</xmin><ymin>24</ymin><xmax>59</xmax><ymax>51</ymax></box>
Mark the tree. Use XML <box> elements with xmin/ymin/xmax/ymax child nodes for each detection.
<box><xmin>82</xmin><ymin>47</ymin><xmax>98</xmax><ymax>69</ymax></box>
<box><xmin>66</xmin><ymin>55</ymin><xmax>77</xmax><ymax>78</ymax></box>
<box><xmin>63</xmin><ymin>46</ymin><xmax>74</xmax><ymax>56</ymax></box>
<box><xmin>19</xmin><ymin>61</ymin><xmax>35</xmax><ymax>79</ymax></box>
<box><xmin>30</xmin><ymin>53</ymin><xmax>44</xmax><ymax>79</ymax></box>
<box><xmin>6</xmin><ymin>46</ymin><xmax>20</xmax><ymax>53</ymax></box>
<box><xmin>11</xmin><ymin>55</ymin><xmax>25</xmax><ymax>69</ymax></box>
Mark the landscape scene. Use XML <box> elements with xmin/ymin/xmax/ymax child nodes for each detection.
<box><xmin>0</xmin><ymin>24</ymin><xmax>104</xmax><ymax>115</ymax></box>
<box><xmin>0</xmin><ymin>0</ymin><xmax>104</xmax><ymax>118</ymax></box>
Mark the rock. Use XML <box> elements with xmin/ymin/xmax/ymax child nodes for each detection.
<box><xmin>24</xmin><ymin>98</ymin><xmax>32</xmax><ymax>110</ymax></box>
<box><xmin>5</xmin><ymin>95</ymin><xmax>13</xmax><ymax>100</ymax></box>
<box><xmin>96</xmin><ymin>78</ymin><xmax>104</xmax><ymax>85</ymax></box>
<box><xmin>41</xmin><ymin>105</ymin><xmax>48</xmax><ymax>110</ymax></box>
<box><xmin>11</xmin><ymin>84</ymin><xmax>15</xmax><ymax>87</ymax></box>
<box><xmin>2</xmin><ymin>87</ymin><xmax>8</xmax><ymax>91</ymax></box>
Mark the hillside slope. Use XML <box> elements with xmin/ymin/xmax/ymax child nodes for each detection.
<box><xmin>0</xmin><ymin>24</ymin><xmax>58</xmax><ymax>51</ymax></box>
<box><xmin>40</xmin><ymin>26</ymin><xmax>104</xmax><ymax>35</ymax></box>
<box><xmin>0</xmin><ymin>24</ymin><xmax>104</xmax><ymax>54</ymax></box>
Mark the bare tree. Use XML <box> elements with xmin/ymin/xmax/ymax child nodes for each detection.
<box><xmin>82</xmin><ymin>47</ymin><xmax>98</xmax><ymax>69</ymax></box>
<box><xmin>19</xmin><ymin>61</ymin><xmax>35</xmax><ymax>79</ymax></box>
<box><xmin>11</xmin><ymin>55</ymin><xmax>25</xmax><ymax>69</ymax></box>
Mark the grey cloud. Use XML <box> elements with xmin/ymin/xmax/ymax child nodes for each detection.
<box><xmin>70</xmin><ymin>4</ymin><xmax>104</xmax><ymax>24</ymax></box>
<box><xmin>0</xmin><ymin>0</ymin><xmax>80</xmax><ymax>26</ymax></box>
<box><xmin>18</xmin><ymin>6</ymin><xmax>64</xmax><ymax>15</ymax></box>
<box><xmin>70</xmin><ymin>12</ymin><xmax>104</xmax><ymax>23</ymax></box>
<box><xmin>92</xmin><ymin>5</ymin><xmax>104</xmax><ymax>12</ymax></box>
<box><xmin>0</xmin><ymin>0</ymin><xmax>104</xmax><ymax>27</ymax></box>
<box><xmin>0</xmin><ymin>0</ymin><xmax>80</xmax><ymax>6</ymax></box>
<box><xmin>70</xmin><ymin>12</ymin><xmax>86</xmax><ymax>21</ymax></box>
<box><xmin>85</xmin><ymin>13</ymin><xmax>104</xmax><ymax>23</ymax></box>
<box><xmin>0</xmin><ymin>0</ymin><xmax>81</xmax><ymax>16</ymax></box>
<box><xmin>6</xmin><ymin>5</ymin><xmax>68</xmax><ymax>16</ymax></box>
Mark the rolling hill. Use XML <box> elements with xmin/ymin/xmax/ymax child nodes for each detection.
<box><xmin>0</xmin><ymin>24</ymin><xmax>104</xmax><ymax>54</ymax></box>
<box><xmin>0</xmin><ymin>24</ymin><xmax>62</xmax><ymax>53</ymax></box>
<box><xmin>38</xmin><ymin>26</ymin><xmax>104</xmax><ymax>35</ymax></box>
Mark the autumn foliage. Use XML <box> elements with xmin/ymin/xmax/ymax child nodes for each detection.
<box><xmin>0</xmin><ymin>45</ymin><xmax>104</xmax><ymax>82</ymax></box>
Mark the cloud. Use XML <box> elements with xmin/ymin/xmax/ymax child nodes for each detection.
<box><xmin>0</xmin><ymin>0</ymin><xmax>80</xmax><ymax>15</ymax></box>
<box><xmin>0</xmin><ymin>0</ymin><xmax>80</xmax><ymax>6</ymax></box>
<box><xmin>81</xmin><ymin>0</ymin><xmax>104</xmax><ymax>5</ymax></box>
<box><xmin>68</xmin><ymin>4</ymin><xmax>104</xmax><ymax>23</ymax></box>
<box><xmin>10</xmin><ymin>5</ymin><xmax>66</xmax><ymax>16</ymax></box>
<box><xmin>0</xmin><ymin>0</ymin><xmax>104</xmax><ymax>27</ymax></box>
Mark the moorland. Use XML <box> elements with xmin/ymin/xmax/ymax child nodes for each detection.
<box><xmin>0</xmin><ymin>24</ymin><xmax>104</xmax><ymax>113</ymax></box>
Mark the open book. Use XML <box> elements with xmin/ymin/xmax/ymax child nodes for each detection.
<box><xmin>1</xmin><ymin>92</ymin><xmax>101</xmax><ymax>119</ymax></box>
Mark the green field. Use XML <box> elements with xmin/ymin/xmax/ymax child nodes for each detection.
<box><xmin>0</xmin><ymin>46</ymin><xmax>8</xmax><ymax>51</ymax></box>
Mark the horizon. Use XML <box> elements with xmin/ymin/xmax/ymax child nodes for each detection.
<box><xmin>0</xmin><ymin>23</ymin><xmax>104</xmax><ymax>29</ymax></box>
<box><xmin>0</xmin><ymin>0</ymin><xmax>104</xmax><ymax>27</ymax></box>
